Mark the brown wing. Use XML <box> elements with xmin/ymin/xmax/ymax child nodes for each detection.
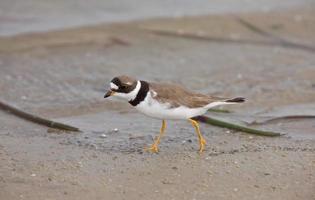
<box><xmin>149</xmin><ymin>82</ymin><xmax>225</xmax><ymax>108</ymax></box>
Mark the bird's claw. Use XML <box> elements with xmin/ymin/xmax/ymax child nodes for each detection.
<box><xmin>144</xmin><ymin>144</ymin><xmax>159</xmax><ymax>153</ymax></box>
<box><xmin>198</xmin><ymin>138</ymin><xmax>207</xmax><ymax>153</ymax></box>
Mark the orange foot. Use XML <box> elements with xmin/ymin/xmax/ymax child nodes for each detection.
<box><xmin>144</xmin><ymin>143</ymin><xmax>159</xmax><ymax>153</ymax></box>
<box><xmin>199</xmin><ymin>138</ymin><xmax>207</xmax><ymax>153</ymax></box>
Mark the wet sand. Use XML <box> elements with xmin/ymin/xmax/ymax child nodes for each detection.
<box><xmin>0</xmin><ymin>2</ymin><xmax>315</xmax><ymax>200</ymax></box>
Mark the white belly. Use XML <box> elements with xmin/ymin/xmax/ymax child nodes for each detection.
<box><xmin>134</xmin><ymin>94</ymin><xmax>207</xmax><ymax>120</ymax></box>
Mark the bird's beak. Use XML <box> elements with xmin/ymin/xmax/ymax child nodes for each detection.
<box><xmin>104</xmin><ymin>90</ymin><xmax>115</xmax><ymax>98</ymax></box>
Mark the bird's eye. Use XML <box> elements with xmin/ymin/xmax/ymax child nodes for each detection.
<box><xmin>121</xmin><ymin>85</ymin><xmax>127</xmax><ymax>89</ymax></box>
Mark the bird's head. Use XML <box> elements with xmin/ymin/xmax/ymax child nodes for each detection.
<box><xmin>104</xmin><ymin>75</ymin><xmax>139</xmax><ymax>101</ymax></box>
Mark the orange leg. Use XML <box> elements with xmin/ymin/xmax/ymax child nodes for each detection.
<box><xmin>145</xmin><ymin>120</ymin><xmax>166</xmax><ymax>153</ymax></box>
<box><xmin>189</xmin><ymin>119</ymin><xmax>206</xmax><ymax>153</ymax></box>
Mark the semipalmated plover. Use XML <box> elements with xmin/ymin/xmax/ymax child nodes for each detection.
<box><xmin>104</xmin><ymin>75</ymin><xmax>244</xmax><ymax>153</ymax></box>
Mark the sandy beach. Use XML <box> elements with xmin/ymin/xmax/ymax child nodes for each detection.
<box><xmin>0</xmin><ymin>1</ymin><xmax>314</xmax><ymax>199</ymax></box>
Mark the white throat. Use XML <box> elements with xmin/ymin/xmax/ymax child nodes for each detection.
<box><xmin>114</xmin><ymin>80</ymin><xmax>141</xmax><ymax>101</ymax></box>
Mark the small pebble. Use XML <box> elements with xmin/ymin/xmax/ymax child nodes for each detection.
<box><xmin>30</xmin><ymin>174</ymin><xmax>36</xmax><ymax>177</ymax></box>
<box><xmin>161</xmin><ymin>179</ymin><xmax>172</xmax><ymax>184</ymax></box>
<box><xmin>233</xmin><ymin>188</ymin><xmax>238</xmax><ymax>192</ymax></box>
<box><xmin>182</xmin><ymin>139</ymin><xmax>192</xmax><ymax>144</ymax></box>
<box><xmin>113</xmin><ymin>128</ymin><xmax>119</xmax><ymax>132</ymax></box>
<box><xmin>100</xmin><ymin>134</ymin><xmax>107</xmax><ymax>138</ymax></box>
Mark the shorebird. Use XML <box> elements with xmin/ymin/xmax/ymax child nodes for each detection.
<box><xmin>104</xmin><ymin>75</ymin><xmax>244</xmax><ymax>153</ymax></box>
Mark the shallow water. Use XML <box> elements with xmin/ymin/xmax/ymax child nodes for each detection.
<box><xmin>0</xmin><ymin>0</ymin><xmax>313</xmax><ymax>36</ymax></box>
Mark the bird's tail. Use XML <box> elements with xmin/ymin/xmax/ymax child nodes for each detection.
<box><xmin>224</xmin><ymin>97</ymin><xmax>245</xmax><ymax>103</ymax></box>
<box><xmin>205</xmin><ymin>97</ymin><xmax>245</xmax><ymax>109</ymax></box>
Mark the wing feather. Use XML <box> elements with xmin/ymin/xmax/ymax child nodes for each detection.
<box><xmin>149</xmin><ymin>82</ymin><xmax>224</xmax><ymax>108</ymax></box>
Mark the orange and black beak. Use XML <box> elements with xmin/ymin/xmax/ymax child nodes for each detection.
<box><xmin>104</xmin><ymin>90</ymin><xmax>115</xmax><ymax>98</ymax></box>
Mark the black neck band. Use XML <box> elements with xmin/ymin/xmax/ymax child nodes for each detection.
<box><xmin>129</xmin><ymin>81</ymin><xmax>149</xmax><ymax>106</ymax></box>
